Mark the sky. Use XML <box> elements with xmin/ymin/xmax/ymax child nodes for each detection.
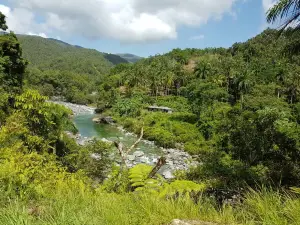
<box><xmin>0</xmin><ymin>0</ymin><xmax>277</xmax><ymax>57</ymax></box>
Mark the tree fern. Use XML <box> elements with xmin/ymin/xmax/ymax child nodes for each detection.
<box><xmin>129</xmin><ymin>164</ymin><xmax>163</xmax><ymax>190</ymax></box>
<box><xmin>159</xmin><ymin>180</ymin><xmax>206</xmax><ymax>198</ymax></box>
<box><xmin>128</xmin><ymin>164</ymin><xmax>206</xmax><ymax>197</ymax></box>
<box><xmin>290</xmin><ymin>187</ymin><xmax>300</xmax><ymax>194</ymax></box>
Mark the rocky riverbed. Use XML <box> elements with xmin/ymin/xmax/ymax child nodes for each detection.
<box><xmin>55</xmin><ymin>101</ymin><xmax>199</xmax><ymax>179</ymax></box>
<box><xmin>50</xmin><ymin>101</ymin><xmax>96</xmax><ymax>115</ymax></box>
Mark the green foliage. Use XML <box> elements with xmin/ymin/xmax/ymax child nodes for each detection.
<box><xmin>129</xmin><ymin>164</ymin><xmax>164</xmax><ymax>193</ymax></box>
<box><xmin>0</xmin><ymin>12</ymin><xmax>8</xmax><ymax>31</ymax></box>
<box><xmin>1</xmin><ymin>13</ymin><xmax>300</xmax><ymax>224</ymax></box>
<box><xmin>0</xmin><ymin>32</ymin><xmax>27</xmax><ymax>94</ymax></box>
<box><xmin>160</xmin><ymin>180</ymin><xmax>206</xmax><ymax>197</ymax></box>
<box><xmin>220</xmin><ymin>106</ymin><xmax>300</xmax><ymax>186</ymax></box>
<box><xmin>267</xmin><ymin>0</ymin><xmax>300</xmax><ymax>30</ymax></box>
<box><xmin>18</xmin><ymin>35</ymin><xmax>114</xmax><ymax>73</ymax></box>
<box><xmin>102</xmin><ymin>165</ymin><xmax>131</xmax><ymax>193</ymax></box>
<box><xmin>103</xmin><ymin>28</ymin><xmax>300</xmax><ymax>188</ymax></box>
<box><xmin>64</xmin><ymin>139</ymin><xmax>112</xmax><ymax>182</ymax></box>
<box><xmin>113</xmin><ymin>97</ymin><xmax>143</xmax><ymax>117</ymax></box>
<box><xmin>128</xmin><ymin>164</ymin><xmax>206</xmax><ymax>198</ymax></box>
<box><xmin>17</xmin><ymin>35</ymin><xmax>130</xmax><ymax>104</ymax></box>
<box><xmin>14</xmin><ymin>90</ymin><xmax>72</xmax><ymax>151</ymax></box>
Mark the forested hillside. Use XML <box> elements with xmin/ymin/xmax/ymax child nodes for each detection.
<box><xmin>98</xmin><ymin>28</ymin><xmax>300</xmax><ymax>187</ymax></box>
<box><xmin>18</xmin><ymin>35</ymin><xmax>128</xmax><ymax>70</ymax></box>
<box><xmin>17</xmin><ymin>35</ymin><xmax>129</xmax><ymax>104</ymax></box>
<box><xmin>1</xmin><ymin>2</ymin><xmax>300</xmax><ymax>223</ymax></box>
<box><xmin>117</xmin><ymin>53</ymin><xmax>143</xmax><ymax>63</ymax></box>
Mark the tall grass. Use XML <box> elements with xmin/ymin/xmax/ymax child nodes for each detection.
<box><xmin>0</xmin><ymin>189</ymin><xmax>299</xmax><ymax>225</ymax></box>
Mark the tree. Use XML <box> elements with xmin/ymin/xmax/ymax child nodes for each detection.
<box><xmin>194</xmin><ymin>59</ymin><xmax>212</xmax><ymax>79</ymax></box>
<box><xmin>0</xmin><ymin>12</ymin><xmax>8</xmax><ymax>31</ymax></box>
<box><xmin>0</xmin><ymin>13</ymin><xmax>27</xmax><ymax>94</ymax></box>
<box><xmin>14</xmin><ymin>90</ymin><xmax>71</xmax><ymax>154</ymax></box>
<box><xmin>233</xmin><ymin>74</ymin><xmax>253</xmax><ymax>106</ymax></box>
<box><xmin>267</xmin><ymin>0</ymin><xmax>300</xmax><ymax>30</ymax></box>
<box><xmin>221</xmin><ymin>106</ymin><xmax>300</xmax><ymax>186</ymax></box>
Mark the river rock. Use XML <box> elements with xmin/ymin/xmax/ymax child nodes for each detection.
<box><xmin>127</xmin><ymin>155</ymin><xmax>136</xmax><ymax>161</ymax></box>
<box><xmin>104</xmin><ymin>116</ymin><xmax>115</xmax><ymax>124</ymax></box>
<box><xmin>101</xmin><ymin>138</ymin><xmax>113</xmax><ymax>144</ymax></box>
<box><xmin>50</xmin><ymin>101</ymin><xmax>95</xmax><ymax>115</ymax></box>
<box><xmin>133</xmin><ymin>151</ymin><xmax>144</xmax><ymax>157</ymax></box>
<box><xmin>139</xmin><ymin>156</ymin><xmax>149</xmax><ymax>163</ymax></box>
<box><xmin>163</xmin><ymin>171</ymin><xmax>175</xmax><ymax>179</ymax></box>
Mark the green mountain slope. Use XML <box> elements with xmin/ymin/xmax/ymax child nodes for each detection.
<box><xmin>18</xmin><ymin>35</ymin><xmax>128</xmax><ymax>75</ymax></box>
<box><xmin>100</xmin><ymin>28</ymin><xmax>300</xmax><ymax>187</ymax></box>
<box><xmin>116</xmin><ymin>53</ymin><xmax>143</xmax><ymax>63</ymax></box>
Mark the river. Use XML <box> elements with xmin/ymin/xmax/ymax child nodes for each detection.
<box><xmin>52</xmin><ymin>101</ymin><xmax>197</xmax><ymax>178</ymax></box>
<box><xmin>73</xmin><ymin>114</ymin><xmax>163</xmax><ymax>157</ymax></box>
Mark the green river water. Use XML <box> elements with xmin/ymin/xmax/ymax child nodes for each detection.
<box><xmin>73</xmin><ymin>114</ymin><xmax>163</xmax><ymax>156</ymax></box>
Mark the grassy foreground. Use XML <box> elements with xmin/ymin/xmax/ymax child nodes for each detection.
<box><xmin>0</xmin><ymin>189</ymin><xmax>299</xmax><ymax>225</ymax></box>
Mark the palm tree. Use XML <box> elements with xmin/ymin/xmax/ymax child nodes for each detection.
<box><xmin>233</xmin><ymin>74</ymin><xmax>252</xmax><ymax>107</ymax></box>
<box><xmin>194</xmin><ymin>60</ymin><xmax>211</xmax><ymax>79</ymax></box>
<box><xmin>164</xmin><ymin>71</ymin><xmax>174</xmax><ymax>95</ymax></box>
<box><xmin>267</xmin><ymin>0</ymin><xmax>300</xmax><ymax>30</ymax></box>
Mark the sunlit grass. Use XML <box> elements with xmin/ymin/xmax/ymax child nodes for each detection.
<box><xmin>0</xmin><ymin>189</ymin><xmax>299</xmax><ymax>225</ymax></box>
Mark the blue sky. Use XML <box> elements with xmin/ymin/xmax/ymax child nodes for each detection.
<box><xmin>0</xmin><ymin>0</ymin><xmax>274</xmax><ymax>57</ymax></box>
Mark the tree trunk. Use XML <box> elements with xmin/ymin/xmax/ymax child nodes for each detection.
<box><xmin>148</xmin><ymin>157</ymin><xmax>166</xmax><ymax>178</ymax></box>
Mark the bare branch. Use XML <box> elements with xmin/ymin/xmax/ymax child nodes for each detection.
<box><xmin>148</xmin><ymin>157</ymin><xmax>166</xmax><ymax>179</ymax></box>
<box><xmin>114</xmin><ymin>141</ymin><xmax>126</xmax><ymax>162</ymax></box>
<box><xmin>126</xmin><ymin>127</ymin><xmax>144</xmax><ymax>154</ymax></box>
<box><xmin>113</xmin><ymin>127</ymin><xmax>144</xmax><ymax>169</ymax></box>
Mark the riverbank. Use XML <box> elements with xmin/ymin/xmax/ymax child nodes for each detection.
<box><xmin>50</xmin><ymin>101</ymin><xmax>96</xmax><ymax>115</ymax></box>
<box><xmin>52</xmin><ymin>102</ymin><xmax>198</xmax><ymax>178</ymax></box>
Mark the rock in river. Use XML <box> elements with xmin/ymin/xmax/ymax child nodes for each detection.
<box><xmin>163</xmin><ymin>171</ymin><xmax>175</xmax><ymax>179</ymax></box>
<box><xmin>133</xmin><ymin>151</ymin><xmax>145</xmax><ymax>157</ymax></box>
<box><xmin>93</xmin><ymin>116</ymin><xmax>115</xmax><ymax>124</ymax></box>
<box><xmin>127</xmin><ymin>155</ymin><xmax>136</xmax><ymax>161</ymax></box>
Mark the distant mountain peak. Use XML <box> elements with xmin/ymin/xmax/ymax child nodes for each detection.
<box><xmin>116</xmin><ymin>53</ymin><xmax>143</xmax><ymax>63</ymax></box>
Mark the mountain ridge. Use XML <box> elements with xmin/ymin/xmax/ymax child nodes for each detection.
<box><xmin>116</xmin><ymin>53</ymin><xmax>143</xmax><ymax>63</ymax></box>
<box><xmin>18</xmin><ymin>35</ymin><xmax>129</xmax><ymax>66</ymax></box>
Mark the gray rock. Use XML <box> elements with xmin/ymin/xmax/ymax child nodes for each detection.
<box><xmin>139</xmin><ymin>156</ymin><xmax>149</xmax><ymax>163</ymax></box>
<box><xmin>133</xmin><ymin>151</ymin><xmax>144</xmax><ymax>157</ymax></box>
<box><xmin>167</xmin><ymin>161</ymin><xmax>174</xmax><ymax>166</ymax></box>
<box><xmin>163</xmin><ymin>171</ymin><xmax>175</xmax><ymax>179</ymax></box>
<box><xmin>50</xmin><ymin>101</ymin><xmax>95</xmax><ymax>115</ymax></box>
<box><xmin>127</xmin><ymin>155</ymin><xmax>136</xmax><ymax>161</ymax></box>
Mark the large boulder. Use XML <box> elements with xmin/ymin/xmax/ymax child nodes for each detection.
<box><xmin>93</xmin><ymin>116</ymin><xmax>115</xmax><ymax>124</ymax></box>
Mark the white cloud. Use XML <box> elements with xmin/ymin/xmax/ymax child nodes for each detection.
<box><xmin>27</xmin><ymin>32</ymin><xmax>48</xmax><ymax>38</ymax></box>
<box><xmin>189</xmin><ymin>35</ymin><xmax>205</xmax><ymax>40</ymax></box>
<box><xmin>1</xmin><ymin>0</ymin><xmax>240</xmax><ymax>42</ymax></box>
<box><xmin>0</xmin><ymin>4</ymin><xmax>48</xmax><ymax>38</ymax></box>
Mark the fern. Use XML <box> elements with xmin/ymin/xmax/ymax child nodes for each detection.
<box><xmin>129</xmin><ymin>164</ymin><xmax>161</xmax><ymax>188</ymax></box>
<box><xmin>129</xmin><ymin>165</ymin><xmax>206</xmax><ymax>197</ymax></box>
<box><xmin>159</xmin><ymin>180</ymin><xmax>206</xmax><ymax>198</ymax></box>
<box><xmin>290</xmin><ymin>187</ymin><xmax>300</xmax><ymax>194</ymax></box>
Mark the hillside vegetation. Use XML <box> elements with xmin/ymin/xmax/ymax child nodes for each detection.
<box><xmin>117</xmin><ymin>53</ymin><xmax>143</xmax><ymax>63</ymax></box>
<box><xmin>98</xmin><ymin>28</ymin><xmax>300</xmax><ymax>188</ymax></box>
<box><xmin>1</xmin><ymin>4</ymin><xmax>300</xmax><ymax>224</ymax></box>
<box><xmin>18</xmin><ymin>35</ymin><xmax>128</xmax><ymax>70</ymax></box>
<box><xmin>17</xmin><ymin>35</ymin><xmax>129</xmax><ymax>104</ymax></box>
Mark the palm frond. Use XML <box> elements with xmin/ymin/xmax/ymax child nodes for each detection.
<box><xmin>267</xmin><ymin>0</ymin><xmax>300</xmax><ymax>31</ymax></box>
